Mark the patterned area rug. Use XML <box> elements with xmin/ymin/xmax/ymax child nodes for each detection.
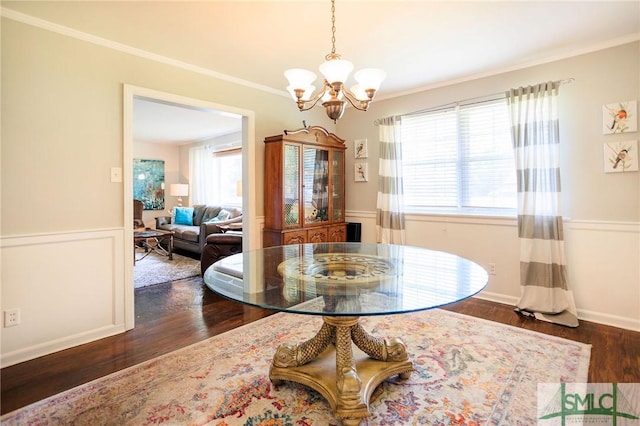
<box><xmin>0</xmin><ymin>309</ymin><xmax>590</xmax><ymax>425</ymax></box>
<box><xmin>134</xmin><ymin>250</ymin><xmax>200</xmax><ymax>288</ymax></box>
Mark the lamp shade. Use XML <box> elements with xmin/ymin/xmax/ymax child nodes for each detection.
<box><xmin>169</xmin><ymin>184</ymin><xmax>189</xmax><ymax>197</ymax></box>
<box><xmin>349</xmin><ymin>84</ymin><xmax>368</xmax><ymax>101</ymax></box>
<box><xmin>284</xmin><ymin>68</ymin><xmax>317</xmax><ymax>89</ymax></box>
<box><xmin>354</xmin><ymin>68</ymin><xmax>386</xmax><ymax>91</ymax></box>
<box><xmin>319</xmin><ymin>58</ymin><xmax>353</xmax><ymax>84</ymax></box>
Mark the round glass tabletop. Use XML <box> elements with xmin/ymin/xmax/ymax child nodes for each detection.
<box><xmin>203</xmin><ymin>242</ymin><xmax>488</xmax><ymax>316</ymax></box>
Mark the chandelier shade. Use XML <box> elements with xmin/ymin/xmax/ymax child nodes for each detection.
<box><xmin>284</xmin><ymin>69</ymin><xmax>317</xmax><ymax>90</ymax></box>
<box><xmin>283</xmin><ymin>0</ymin><xmax>385</xmax><ymax>122</ymax></box>
<box><xmin>354</xmin><ymin>68</ymin><xmax>386</xmax><ymax>91</ymax></box>
<box><xmin>319</xmin><ymin>57</ymin><xmax>353</xmax><ymax>84</ymax></box>
<box><xmin>349</xmin><ymin>84</ymin><xmax>368</xmax><ymax>101</ymax></box>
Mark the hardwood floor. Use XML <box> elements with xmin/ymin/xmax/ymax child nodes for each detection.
<box><xmin>2</xmin><ymin>276</ymin><xmax>639</xmax><ymax>415</ymax></box>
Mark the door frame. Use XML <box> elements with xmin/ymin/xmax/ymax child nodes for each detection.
<box><xmin>123</xmin><ymin>84</ymin><xmax>256</xmax><ymax>329</ymax></box>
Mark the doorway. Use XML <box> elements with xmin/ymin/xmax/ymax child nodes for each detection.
<box><xmin>123</xmin><ymin>85</ymin><xmax>256</xmax><ymax>330</ymax></box>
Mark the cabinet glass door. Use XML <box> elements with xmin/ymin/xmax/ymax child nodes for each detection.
<box><xmin>302</xmin><ymin>147</ymin><xmax>329</xmax><ymax>225</ymax></box>
<box><xmin>332</xmin><ymin>150</ymin><xmax>345</xmax><ymax>221</ymax></box>
<box><xmin>283</xmin><ymin>144</ymin><xmax>300</xmax><ymax>227</ymax></box>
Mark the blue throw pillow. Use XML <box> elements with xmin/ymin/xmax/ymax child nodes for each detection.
<box><xmin>207</xmin><ymin>209</ymin><xmax>232</xmax><ymax>223</ymax></box>
<box><xmin>216</xmin><ymin>209</ymin><xmax>231</xmax><ymax>221</ymax></box>
<box><xmin>174</xmin><ymin>207</ymin><xmax>194</xmax><ymax>225</ymax></box>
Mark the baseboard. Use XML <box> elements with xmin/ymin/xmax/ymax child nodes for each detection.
<box><xmin>576</xmin><ymin>309</ymin><xmax>640</xmax><ymax>332</ymax></box>
<box><xmin>474</xmin><ymin>291</ymin><xmax>519</xmax><ymax>306</ymax></box>
<box><xmin>475</xmin><ymin>292</ymin><xmax>639</xmax><ymax>332</ymax></box>
<box><xmin>1</xmin><ymin>324</ymin><xmax>126</xmax><ymax>368</ymax></box>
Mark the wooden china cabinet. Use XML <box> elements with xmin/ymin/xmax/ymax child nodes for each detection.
<box><xmin>263</xmin><ymin>126</ymin><xmax>347</xmax><ymax>247</ymax></box>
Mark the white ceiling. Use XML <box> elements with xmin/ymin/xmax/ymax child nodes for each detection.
<box><xmin>132</xmin><ymin>97</ymin><xmax>242</xmax><ymax>144</ymax></box>
<box><xmin>4</xmin><ymin>1</ymin><xmax>639</xmax><ymax>143</ymax></box>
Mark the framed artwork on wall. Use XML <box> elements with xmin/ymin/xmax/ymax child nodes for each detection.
<box><xmin>602</xmin><ymin>100</ymin><xmax>637</xmax><ymax>134</ymax></box>
<box><xmin>355</xmin><ymin>163</ymin><xmax>368</xmax><ymax>182</ymax></box>
<box><xmin>354</xmin><ymin>139</ymin><xmax>368</xmax><ymax>158</ymax></box>
<box><xmin>603</xmin><ymin>140</ymin><xmax>638</xmax><ymax>173</ymax></box>
<box><xmin>133</xmin><ymin>158</ymin><xmax>165</xmax><ymax>210</ymax></box>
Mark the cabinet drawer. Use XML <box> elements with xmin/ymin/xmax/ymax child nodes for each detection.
<box><xmin>307</xmin><ymin>228</ymin><xmax>328</xmax><ymax>243</ymax></box>
<box><xmin>328</xmin><ymin>224</ymin><xmax>346</xmax><ymax>242</ymax></box>
<box><xmin>283</xmin><ymin>230</ymin><xmax>307</xmax><ymax>245</ymax></box>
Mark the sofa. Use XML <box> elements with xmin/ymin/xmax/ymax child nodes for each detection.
<box><xmin>155</xmin><ymin>205</ymin><xmax>242</xmax><ymax>255</ymax></box>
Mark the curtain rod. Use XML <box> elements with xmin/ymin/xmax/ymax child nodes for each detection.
<box><xmin>374</xmin><ymin>78</ymin><xmax>575</xmax><ymax>125</ymax></box>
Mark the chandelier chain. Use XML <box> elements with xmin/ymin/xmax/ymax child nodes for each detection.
<box><xmin>330</xmin><ymin>0</ymin><xmax>336</xmax><ymax>55</ymax></box>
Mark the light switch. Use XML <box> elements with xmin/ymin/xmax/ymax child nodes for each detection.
<box><xmin>110</xmin><ymin>167</ymin><xmax>122</xmax><ymax>183</ymax></box>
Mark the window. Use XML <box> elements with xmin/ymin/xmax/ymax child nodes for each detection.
<box><xmin>401</xmin><ymin>97</ymin><xmax>516</xmax><ymax>215</ymax></box>
<box><xmin>189</xmin><ymin>146</ymin><xmax>242</xmax><ymax>207</ymax></box>
<box><xmin>212</xmin><ymin>148</ymin><xmax>242</xmax><ymax>207</ymax></box>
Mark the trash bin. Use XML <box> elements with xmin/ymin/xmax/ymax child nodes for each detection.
<box><xmin>346</xmin><ymin>222</ymin><xmax>362</xmax><ymax>242</ymax></box>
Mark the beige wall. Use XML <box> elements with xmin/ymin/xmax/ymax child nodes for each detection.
<box><xmin>338</xmin><ymin>42</ymin><xmax>640</xmax><ymax>330</ymax></box>
<box><xmin>0</xmin><ymin>16</ymin><xmax>330</xmax><ymax>365</ymax></box>
<box><xmin>0</xmin><ymin>17</ymin><xmax>332</xmax><ymax>236</ymax></box>
<box><xmin>338</xmin><ymin>42</ymin><xmax>640</xmax><ymax>222</ymax></box>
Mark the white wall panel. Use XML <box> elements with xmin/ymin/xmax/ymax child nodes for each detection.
<box><xmin>564</xmin><ymin>221</ymin><xmax>640</xmax><ymax>330</ymax></box>
<box><xmin>347</xmin><ymin>211</ymin><xmax>639</xmax><ymax>331</ymax></box>
<box><xmin>1</xmin><ymin>229</ymin><xmax>125</xmax><ymax>367</ymax></box>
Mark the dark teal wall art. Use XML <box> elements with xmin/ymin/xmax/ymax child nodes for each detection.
<box><xmin>133</xmin><ymin>159</ymin><xmax>165</xmax><ymax>210</ymax></box>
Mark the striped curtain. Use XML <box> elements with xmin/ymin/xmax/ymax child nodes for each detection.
<box><xmin>506</xmin><ymin>81</ymin><xmax>578</xmax><ymax>327</ymax></box>
<box><xmin>376</xmin><ymin>116</ymin><xmax>405</xmax><ymax>244</ymax></box>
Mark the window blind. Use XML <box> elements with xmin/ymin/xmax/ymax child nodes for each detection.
<box><xmin>400</xmin><ymin>97</ymin><xmax>516</xmax><ymax>214</ymax></box>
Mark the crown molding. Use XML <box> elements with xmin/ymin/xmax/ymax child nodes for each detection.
<box><xmin>0</xmin><ymin>7</ymin><xmax>291</xmax><ymax>99</ymax></box>
<box><xmin>3</xmin><ymin>7</ymin><xmax>638</xmax><ymax>103</ymax></box>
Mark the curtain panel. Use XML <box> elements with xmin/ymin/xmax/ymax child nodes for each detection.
<box><xmin>507</xmin><ymin>81</ymin><xmax>578</xmax><ymax>327</ymax></box>
<box><xmin>375</xmin><ymin>116</ymin><xmax>406</xmax><ymax>244</ymax></box>
<box><xmin>189</xmin><ymin>145</ymin><xmax>215</xmax><ymax>205</ymax></box>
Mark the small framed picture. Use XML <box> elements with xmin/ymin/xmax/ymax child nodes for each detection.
<box><xmin>602</xmin><ymin>100</ymin><xmax>637</xmax><ymax>134</ymax></box>
<box><xmin>354</xmin><ymin>139</ymin><xmax>368</xmax><ymax>158</ymax></box>
<box><xmin>603</xmin><ymin>140</ymin><xmax>638</xmax><ymax>173</ymax></box>
<box><xmin>354</xmin><ymin>163</ymin><xmax>368</xmax><ymax>182</ymax></box>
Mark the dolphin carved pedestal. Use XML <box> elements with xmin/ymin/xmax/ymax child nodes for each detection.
<box><xmin>269</xmin><ymin>316</ymin><xmax>414</xmax><ymax>425</ymax></box>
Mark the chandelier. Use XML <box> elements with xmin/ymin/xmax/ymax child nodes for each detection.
<box><xmin>284</xmin><ymin>0</ymin><xmax>386</xmax><ymax>123</ymax></box>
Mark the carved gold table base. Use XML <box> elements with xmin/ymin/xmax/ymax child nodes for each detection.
<box><xmin>269</xmin><ymin>316</ymin><xmax>414</xmax><ymax>425</ymax></box>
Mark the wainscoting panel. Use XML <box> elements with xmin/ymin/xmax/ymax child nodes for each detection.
<box><xmin>1</xmin><ymin>229</ymin><xmax>126</xmax><ymax>367</ymax></box>
<box><xmin>346</xmin><ymin>211</ymin><xmax>639</xmax><ymax>331</ymax></box>
<box><xmin>564</xmin><ymin>220</ymin><xmax>640</xmax><ymax>331</ymax></box>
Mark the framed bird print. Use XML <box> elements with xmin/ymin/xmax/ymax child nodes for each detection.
<box><xmin>354</xmin><ymin>163</ymin><xmax>368</xmax><ymax>182</ymax></box>
<box><xmin>354</xmin><ymin>139</ymin><xmax>368</xmax><ymax>158</ymax></box>
<box><xmin>603</xmin><ymin>140</ymin><xmax>637</xmax><ymax>173</ymax></box>
<box><xmin>602</xmin><ymin>100</ymin><xmax>637</xmax><ymax>134</ymax></box>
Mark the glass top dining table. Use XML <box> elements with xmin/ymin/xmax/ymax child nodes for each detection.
<box><xmin>203</xmin><ymin>242</ymin><xmax>488</xmax><ymax>425</ymax></box>
<box><xmin>203</xmin><ymin>242</ymin><xmax>488</xmax><ymax>317</ymax></box>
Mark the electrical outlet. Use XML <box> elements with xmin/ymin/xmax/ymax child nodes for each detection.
<box><xmin>4</xmin><ymin>309</ymin><xmax>20</xmax><ymax>327</ymax></box>
<box><xmin>488</xmin><ymin>263</ymin><xmax>496</xmax><ymax>275</ymax></box>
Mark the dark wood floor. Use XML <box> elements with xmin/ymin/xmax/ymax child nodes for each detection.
<box><xmin>2</xmin><ymin>276</ymin><xmax>639</xmax><ymax>415</ymax></box>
